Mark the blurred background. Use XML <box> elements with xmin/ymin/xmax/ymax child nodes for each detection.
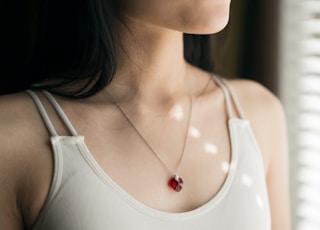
<box><xmin>222</xmin><ymin>1</ymin><xmax>320</xmax><ymax>229</ymax></box>
<box><xmin>1</xmin><ymin>0</ymin><xmax>320</xmax><ymax>229</ymax></box>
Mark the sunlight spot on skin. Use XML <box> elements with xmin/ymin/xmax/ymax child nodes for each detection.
<box><xmin>204</xmin><ymin>143</ymin><xmax>218</xmax><ymax>155</ymax></box>
<box><xmin>221</xmin><ymin>161</ymin><xmax>230</xmax><ymax>172</ymax></box>
<box><xmin>241</xmin><ymin>174</ymin><xmax>253</xmax><ymax>187</ymax></box>
<box><xmin>169</xmin><ymin>104</ymin><xmax>184</xmax><ymax>121</ymax></box>
<box><xmin>189</xmin><ymin>127</ymin><xmax>201</xmax><ymax>138</ymax></box>
<box><xmin>256</xmin><ymin>194</ymin><xmax>265</xmax><ymax>210</ymax></box>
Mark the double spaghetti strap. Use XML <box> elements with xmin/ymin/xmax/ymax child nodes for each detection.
<box><xmin>26</xmin><ymin>90</ymin><xmax>78</xmax><ymax>137</ymax></box>
<box><xmin>212</xmin><ymin>75</ymin><xmax>246</xmax><ymax>120</ymax></box>
<box><xmin>27</xmin><ymin>77</ymin><xmax>243</xmax><ymax>137</ymax></box>
<box><xmin>42</xmin><ymin>91</ymin><xmax>78</xmax><ymax>136</ymax></box>
<box><xmin>26</xmin><ymin>90</ymin><xmax>58</xmax><ymax>136</ymax></box>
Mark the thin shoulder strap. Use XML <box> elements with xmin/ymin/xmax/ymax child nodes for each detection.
<box><xmin>42</xmin><ymin>91</ymin><xmax>78</xmax><ymax>136</ymax></box>
<box><xmin>220</xmin><ymin>79</ymin><xmax>246</xmax><ymax>119</ymax></box>
<box><xmin>212</xmin><ymin>75</ymin><xmax>246</xmax><ymax>119</ymax></box>
<box><xmin>26</xmin><ymin>90</ymin><xmax>58</xmax><ymax>136</ymax></box>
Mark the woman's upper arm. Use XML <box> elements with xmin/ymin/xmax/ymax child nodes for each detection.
<box><xmin>264</xmin><ymin>98</ymin><xmax>291</xmax><ymax>230</ymax></box>
<box><xmin>0</xmin><ymin>95</ymin><xmax>29</xmax><ymax>230</ymax></box>
<box><xmin>0</xmin><ymin>145</ymin><xmax>25</xmax><ymax>230</ymax></box>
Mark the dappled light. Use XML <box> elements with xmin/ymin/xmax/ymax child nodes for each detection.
<box><xmin>169</xmin><ymin>104</ymin><xmax>185</xmax><ymax>121</ymax></box>
<box><xmin>189</xmin><ymin>126</ymin><xmax>201</xmax><ymax>139</ymax></box>
<box><xmin>256</xmin><ymin>194</ymin><xmax>265</xmax><ymax>210</ymax></box>
<box><xmin>241</xmin><ymin>173</ymin><xmax>253</xmax><ymax>187</ymax></box>
<box><xmin>221</xmin><ymin>161</ymin><xmax>230</xmax><ymax>173</ymax></box>
<box><xmin>204</xmin><ymin>143</ymin><xmax>218</xmax><ymax>155</ymax></box>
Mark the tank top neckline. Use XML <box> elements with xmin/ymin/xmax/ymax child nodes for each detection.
<box><xmin>47</xmin><ymin>118</ymin><xmax>246</xmax><ymax>221</ymax></box>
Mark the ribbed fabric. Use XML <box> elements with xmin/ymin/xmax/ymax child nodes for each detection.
<box><xmin>28</xmin><ymin>77</ymin><xmax>271</xmax><ymax>230</ymax></box>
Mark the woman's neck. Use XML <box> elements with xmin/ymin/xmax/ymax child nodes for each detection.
<box><xmin>107</xmin><ymin>20</ymin><xmax>191</xmax><ymax>106</ymax></box>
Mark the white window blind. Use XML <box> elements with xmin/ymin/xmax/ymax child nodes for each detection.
<box><xmin>279</xmin><ymin>0</ymin><xmax>320</xmax><ymax>229</ymax></box>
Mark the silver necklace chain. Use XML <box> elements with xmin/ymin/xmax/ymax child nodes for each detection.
<box><xmin>106</xmin><ymin>91</ymin><xmax>193</xmax><ymax>177</ymax></box>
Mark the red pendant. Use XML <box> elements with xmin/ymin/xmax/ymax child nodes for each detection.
<box><xmin>168</xmin><ymin>175</ymin><xmax>183</xmax><ymax>192</ymax></box>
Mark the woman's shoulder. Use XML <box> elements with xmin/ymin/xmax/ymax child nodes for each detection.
<box><xmin>0</xmin><ymin>91</ymin><xmax>52</xmax><ymax>166</ymax></box>
<box><xmin>0</xmin><ymin>91</ymin><xmax>53</xmax><ymax>228</ymax></box>
<box><xmin>226</xmin><ymin>78</ymin><xmax>281</xmax><ymax>105</ymax></box>
<box><xmin>190</xmin><ymin>65</ymin><xmax>283</xmax><ymax>114</ymax></box>
<box><xmin>0</xmin><ymin>91</ymin><xmax>43</xmax><ymax>183</ymax></box>
<box><xmin>0</xmin><ymin>92</ymin><xmax>34</xmax><ymax>147</ymax></box>
<box><xmin>0</xmin><ymin>92</ymin><xmax>43</xmax><ymax>145</ymax></box>
<box><xmin>225</xmin><ymin>78</ymin><xmax>285</xmax><ymax>119</ymax></box>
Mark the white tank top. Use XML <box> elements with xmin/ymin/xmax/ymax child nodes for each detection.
<box><xmin>27</xmin><ymin>77</ymin><xmax>271</xmax><ymax>230</ymax></box>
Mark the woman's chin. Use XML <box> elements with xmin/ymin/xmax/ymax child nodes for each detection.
<box><xmin>183</xmin><ymin>13</ymin><xmax>230</xmax><ymax>35</ymax></box>
<box><xmin>177</xmin><ymin>1</ymin><xmax>230</xmax><ymax>34</ymax></box>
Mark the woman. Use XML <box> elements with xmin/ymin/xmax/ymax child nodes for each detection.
<box><xmin>0</xmin><ymin>0</ymin><xmax>291</xmax><ymax>229</ymax></box>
